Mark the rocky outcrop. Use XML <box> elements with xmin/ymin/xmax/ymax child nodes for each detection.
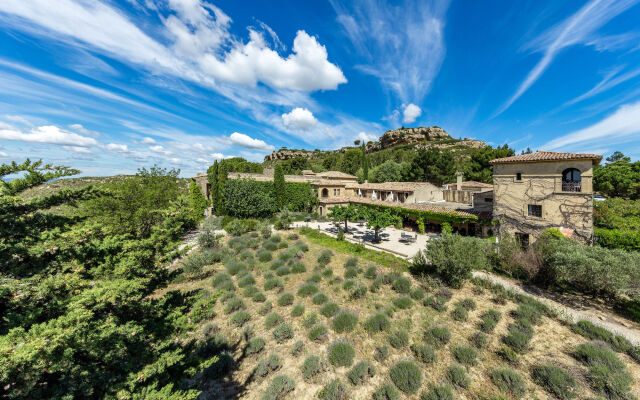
<box><xmin>264</xmin><ymin>149</ymin><xmax>314</xmax><ymax>162</ymax></box>
<box><xmin>367</xmin><ymin>126</ymin><xmax>449</xmax><ymax>151</ymax></box>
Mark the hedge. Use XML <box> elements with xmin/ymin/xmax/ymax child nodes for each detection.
<box><xmin>221</xmin><ymin>179</ymin><xmax>315</xmax><ymax>218</ymax></box>
<box><xmin>595</xmin><ymin>227</ymin><xmax>640</xmax><ymax>251</ymax></box>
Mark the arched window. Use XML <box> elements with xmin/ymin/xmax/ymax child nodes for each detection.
<box><xmin>321</xmin><ymin>188</ymin><xmax>329</xmax><ymax>198</ymax></box>
<box><xmin>562</xmin><ymin>168</ymin><xmax>581</xmax><ymax>192</ymax></box>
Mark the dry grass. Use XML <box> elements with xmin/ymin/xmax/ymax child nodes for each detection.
<box><xmin>157</xmin><ymin>231</ymin><xmax>640</xmax><ymax>400</ymax></box>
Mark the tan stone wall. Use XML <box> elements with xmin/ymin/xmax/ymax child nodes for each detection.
<box><xmin>492</xmin><ymin>160</ymin><xmax>594</xmax><ymax>242</ymax></box>
<box><xmin>317</xmin><ymin>184</ymin><xmax>346</xmax><ymax>199</ymax></box>
<box><xmin>472</xmin><ymin>190</ymin><xmax>494</xmax><ymax>213</ymax></box>
<box><xmin>411</xmin><ymin>183</ymin><xmax>443</xmax><ymax>202</ymax></box>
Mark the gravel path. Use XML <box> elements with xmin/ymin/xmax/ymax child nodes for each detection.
<box><xmin>472</xmin><ymin>270</ymin><xmax>640</xmax><ymax>345</ymax></box>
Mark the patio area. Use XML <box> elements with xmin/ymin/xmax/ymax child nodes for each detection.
<box><xmin>292</xmin><ymin>220</ymin><xmax>434</xmax><ymax>259</ymax></box>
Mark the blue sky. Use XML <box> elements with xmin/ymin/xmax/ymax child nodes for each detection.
<box><xmin>1</xmin><ymin>0</ymin><xmax>639</xmax><ymax>177</ymax></box>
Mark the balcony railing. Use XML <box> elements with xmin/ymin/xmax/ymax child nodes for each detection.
<box><xmin>562</xmin><ymin>182</ymin><xmax>582</xmax><ymax>192</ymax></box>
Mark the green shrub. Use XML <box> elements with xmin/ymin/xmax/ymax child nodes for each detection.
<box><xmin>302</xmin><ymin>312</ymin><xmax>319</xmax><ymax>328</ymax></box>
<box><xmin>491</xmin><ymin>368</ymin><xmax>526</xmax><ymax>398</ymax></box>
<box><xmin>189</xmin><ymin>296</ymin><xmax>216</xmax><ymax>323</ymax></box>
<box><xmin>259</xmin><ymin>301</ymin><xmax>273</xmax><ymax>315</ymax></box>
<box><xmin>365</xmin><ymin>265</ymin><xmax>378</xmax><ymax>279</ymax></box>
<box><xmin>246</xmin><ymin>337</ymin><xmax>266</xmax><ymax>355</ymax></box>
<box><xmin>452</xmin><ymin>345</ymin><xmax>477</xmax><ymax>366</ymax></box>
<box><xmin>264</xmin><ymin>277</ymin><xmax>283</xmax><ymax>291</ymax></box>
<box><xmin>410</xmin><ymin>343</ymin><xmax>436</xmax><ymax>364</ymax></box>
<box><xmin>425</xmin><ymin>326</ymin><xmax>450</xmax><ymax>348</ymax></box>
<box><xmin>392</xmin><ymin>277</ymin><xmax>411</xmax><ymax>293</ymax></box>
<box><xmin>503</xmin><ymin>319</ymin><xmax>533</xmax><ymax>354</ymax></box>
<box><xmin>275</xmin><ymin>265</ymin><xmax>291</xmax><ymax>276</ymax></box>
<box><xmin>479</xmin><ymin>309</ymin><xmax>501</xmax><ymax>333</ymax></box>
<box><xmin>344</xmin><ymin>267</ymin><xmax>358</xmax><ymax>279</ymax></box>
<box><xmin>393</xmin><ymin>296</ymin><xmax>413</xmax><ymax>310</ymax></box>
<box><xmin>572</xmin><ymin>320</ymin><xmax>633</xmax><ymax>353</ymax></box>
<box><xmin>225</xmin><ymin>218</ymin><xmax>250</xmax><ymax>236</ymax></box>
<box><xmin>342</xmin><ymin>279</ymin><xmax>355</xmax><ymax>291</ymax></box>
<box><xmin>238</xmin><ymin>274</ymin><xmax>255</xmax><ymax>288</ymax></box>
<box><xmin>411</xmin><ymin>287</ymin><xmax>425</xmax><ymax>300</ymax></box>
<box><xmin>496</xmin><ymin>346</ymin><xmax>519</xmax><ymax>365</ymax></box>
<box><xmin>374</xmin><ymin>344</ymin><xmax>390</xmax><ymax>362</ymax></box>
<box><xmin>421</xmin><ymin>232</ymin><xmax>488</xmax><ymax>288</ymax></box>
<box><xmin>328</xmin><ymin>340</ymin><xmax>356</xmax><ymax>367</ymax></box>
<box><xmin>263</xmin><ymin>241</ymin><xmax>278</xmax><ymax>251</ymax></box>
<box><xmin>470</xmin><ymin>332</ymin><xmax>488</xmax><ymax>349</ymax></box>
<box><xmin>345</xmin><ymin>256</ymin><xmax>359</xmax><ymax>268</ymax></box>
<box><xmin>254</xmin><ymin>353</ymin><xmax>282</xmax><ymax>380</ymax></box>
<box><xmin>224</xmin><ymin>297</ymin><xmax>246</xmax><ymax>314</ymax></box>
<box><xmin>291</xmin><ymin>262</ymin><xmax>306</xmax><ymax>273</ymax></box>
<box><xmin>349</xmin><ymin>283</ymin><xmax>368</xmax><ymax>299</ymax></box>
<box><xmin>270</xmin><ymin>259</ymin><xmax>284</xmax><ymax>270</ymax></box>
<box><xmin>387</xmin><ymin>329</ymin><xmax>409</xmax><ymax>349</ymax></box>
<box><xmin>243</xmin><ymin>285</ymin><xmax>259</xmax><ymax>297</ymax></box>
<box><xmin>264</xmin><ymin>312</ymin><xmax>283</xmax><ymax>329</ymax></box>
<box><xmin>320</xmin><ymin>302</ymin><xmax>340</xmax><ymax>318</ymax></box>
<box><xmin>272</xmin><ymin>323</ymin><xmax>294</xmax><ymax>343</ymax></box>
<box><xmin>318</xmin><ymin>378</ymin><xmax>349</xmax><ymax>400</ymax></box>
<box><xmin>227</xmin><ymin>261</ymin><xmax>248</xmax><ymax>276</ymax></box>
<box><xmin>512</xmin><ymin>304</ymin><xmax>543</xmax><ymax>325</ymax></box>
<box><xmin>318</xmin><ymin>249</ymin><xmax>333</xmax><ymax>265</ymax></box>
<box><xmin>531</xmin><ymin>365</ymin><xmax>577</xmax><ymax>400</ymax></box>
<box><xmin>220</xmin><ymin>291</ymin><xmax>236</xmax><ymax>303</ymax></box>
<box><xmin>424</xmin><ymin>295</ymin><xmax>448</xmax><ymax>312</ymax></box>
<box><xmin>347</xmin><ymin>361</ymin><xmax>376</xmax><ymax>385</ymax></box>
<box><xmin>297</xmin><ymin>283</ymin><xmax>318</xmax><ymax>297</ymax></box>
<box><xmin>261</xmin><ymin>374</ymin><xmax>294</xmax><ymax>400</ymax></box>
<box><xmin>458</xmin><ymin>298</ymin><xmax>477</xmax><ymax>311</ymax></box>
<box><xmin>253</xmin><ymin>292</ymin><xmax>267</xmax><ymax>303</ymax></box>
<box><xmin>308</xmin><ymin>324</ymin><xmax>329</xmax><ymax>342</ymax></box>
<box><xmin>420</xmin><ymin>384</ymin><xmax>453</xmax><ymax>400</ymax></box>
<box><xmin>212</xmin><ymin>271</ymin><xmax>232</xmax><ymax>287</ymax></box>
<box><xmin>450</xmin><ymin>305</ymin><xmax>468</xmax><ymax>322</ymax></box>
<box><xmin>447</xmin><ymin>365</ymin><xmax>470</xmax><ymax>389</ymax></box>
<box><xmin>312</xmin><ymin>292</ymin><xmax>328</xmax><ymax>305</ymax></box>
<box><xmin>301</xmin><ymin>355</ymin><xmax>327</xmax><ymax>382</ymax></box>
<box><xmin>370</xmin><ymin>277</ymin><xmax>383</xmax><ymax>293</ymax></box>
<box><xmin>332</xmin><ymin>310</ymin><xmax>359</xmax><ymax>333</ymax></box>
<box><xmin>322</xmin><ymin>268</ymin><xmax>333</xmax><ymax>278</ymax></box>
<box><xmin>364</xmin><ymin>313</ymin><xmax>391</xmax><ymax>334</ymax></box>
<box><xmin>230</xmin><ymin>310</ymin><xmax>251</xmax><ymax>327</ymax></box>
<box><xmin>291</xmin><ymin>303</ymin><xmax>305</xmax><ymax>317</ymax></box>
<box><xmin>291</xmin><ymin>340</ymin><xmax>304</xmax><ymax>357</ymax></box>
<box><xmin>308</xmin><ymin>272</ymin><xmax>322</xmax><ymax>282</ymax></box>
<box><xmin>372</xmin><ymin>383</ymin><xmax>400</xmax><ymax>400</ymax></box>
<box><xmin>389</xmin><ymin>360</ymin><xmax>422</xmax><ymax>394</ymax></box>
<box><xmin>277</xmin><ymin>292</ymin><xmax>294</xmax><ymax>307</ymax></box>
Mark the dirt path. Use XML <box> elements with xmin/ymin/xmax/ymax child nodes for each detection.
<box><xmin>472</xmin><ymin>270</ymin><xmax>640</xmax><ymax>345</ymax></box>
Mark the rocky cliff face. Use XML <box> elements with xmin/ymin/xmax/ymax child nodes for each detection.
<box><xmin>263</xmin><ymin>126</ymin><xmax>485</xmax><ymax>162</ymax></box>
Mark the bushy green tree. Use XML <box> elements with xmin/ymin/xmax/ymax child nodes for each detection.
<box><xmin>328</xmin><ymin>205</ymin><xmax>360</xmax><ymax>232</ymax></box>
<box><xmin>216</xmin><ymin>161</ymin><xmax>228</xmax><ymax>214</ymax></box>
<box><xmin>279</xmin><ymin>156</ymin><xmax>311</xmax><ymax>174</ymax></box>
<box><xmin>467</xmin><ymin>145</ymin><xmax>515</xmax><ymax>183</ymax></box>
<box><xmin>274</xmin><ymin>164</ymin><xmax>285</xmax><ymax>209</ymax></box>
<box><xmin>421</xmin><ymin>232</ymin><xmax>488</xmax><ymax>287</ymax></box>
<box><xmin>189</xmin><ymin>180</ymin><xmax>208</xmax><ymax>221</ymax></box>
<box><xmin>594</xmin><ymin>153</ymin><xmax>640</xmax><ymax>199</ymax></box>
<box><xmin>403</xmin><ymin>148</ymin><xmax>456</xmax><ymax>186</ymax></box>
<box><xmin>370</xmin><ymin>160</ymin><xmax>405</xmax><ymax>183</ymax></box>
<box><xmin>219</xmin><ymin>157</ymin><xmax>263</xmax><ymax>173</ymax></box>
<box><xmin>340</xmin><ymin>148</ymin><xmax>362</xmax><ymax>175</ymax></box>
<box><xmin>361</xmin><ymin>144</ymin><xmax>369</xmax><ymax>182</ymax></box>
<box><xmin>359</xmin><ymin>206</ymin><xmax>401</xmax><ymax>242</ymax></box>
<box><xmin>221</xmin><ymin>179</ymin><xmax>276</xmax><ymax>218</ymax></box>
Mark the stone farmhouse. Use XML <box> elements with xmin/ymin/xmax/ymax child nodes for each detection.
<box><xmin>193</xmin><ymin>151</ymin><xmax>602</xmax><ymax>243</ymax></box>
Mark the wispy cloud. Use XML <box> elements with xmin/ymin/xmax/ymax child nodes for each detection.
<box><xmin>330</xmin><ymin>0</ymin><xmax>449</xmax><ymax>105</ymax></box>
<box><xmin>545</xmin><ymin>100</ymin><xmax>640</xmax><ymax>150</ymax></box>
<box><xmin>564</xmin><ymin>66</ymin><xmax>640</xmax><ymax>106</ymax></box>
<box><xmin>495</xmin><ymin>0</ymin><xmax>640</xmax><ymax>116</ymax></box>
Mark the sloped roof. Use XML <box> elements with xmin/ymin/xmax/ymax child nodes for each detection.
<box><xmin>345</xmin><ymin>182</ymin><xmax>436</xmax><ymax>191</ymax></box>
<box><xmin>444</xmin><ymin>180</ymin><xmax>492</xmax><ymax>189</ymax></box>
<box><xmin>489</xmin><ymin>151</ymin><xmax>602</xmax><ymax>165</ymax></box>
<box><xmin>316</xmin><ymin>171</ymin><xmax>357</xmax><ymax>179</ymax></box>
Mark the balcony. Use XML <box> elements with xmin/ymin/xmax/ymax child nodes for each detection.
<box><xmin>562</xmin><ymin>182</ymin><xmax>582</xmax><ymax>192</ymax></box>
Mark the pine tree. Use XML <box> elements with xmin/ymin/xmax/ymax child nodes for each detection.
<box><xmin>274</xmin><ymin>163</ymin><xmax>285</xmax><ymax>209</ymax></box>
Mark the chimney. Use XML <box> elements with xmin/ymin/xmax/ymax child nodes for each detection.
<box><xmin>456</xmin><ymin>172</ymin><xmax>463</xmax><ymax>190</ymax></box>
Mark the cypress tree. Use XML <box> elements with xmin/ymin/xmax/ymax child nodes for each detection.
<box><xmin>274</xmin><ymin>163</ymin><xmax>286</xmax><ymax>209</ymax></box>
<box><xmin>207</xmin><ymin>161</ymin><xmax>218</xmax><ymax>211</ymax></box>
<box><xmin>216</xmin><ymin>161</ymin><xmax>228</xmax><ymax>215</ymax></box>
<box><xmin>361</xmin><ymin>144</ymin><xmax>369</xmax><ymax>182</ymax></box>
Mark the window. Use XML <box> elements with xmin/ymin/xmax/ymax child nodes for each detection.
<box><xmin>528</xmin><ymin>204</ymin><xmax>542</xmax><ymax>217</ymax></box>
<box><xmin>515</xmin><ymin>233</ymin><xmax>529</xmax><ymax>249</ymax></box>
<box><xmin>516</xmin><ymin>173</ymin><xmax>522</xmax><ymax>181</ymax></box>
<box><xmin>562</xmin><ymin>168</ymin><xmax>581</xmax><ymax>192</ymax></box>
<box><xmin>333</xmin><ymin>188</ymin><xmax>340</xmax><ymax>196</ymax></box>
<box><xmin>484</xmin><ymin>197</ymin><xmax>493</xmax><ymax>202</ymax></box>
<box><xmin>321</xmin><ymin>188</ymin><xmax>329</xmax><ymax>198</ymax></box>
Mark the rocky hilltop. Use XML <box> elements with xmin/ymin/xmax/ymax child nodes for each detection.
<box><xmin>263</xmin><ymin>126</ymin><xmax>485</xmax><ymax>162</ymax></box>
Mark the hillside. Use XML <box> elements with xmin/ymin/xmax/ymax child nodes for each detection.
<box><xmin>263</xmin><ymin>126</ymin><xmax>486</xmax><ymax>164</ymax></box>
<box><xmin>168</xmin><ymin>229</ymin><xmax>640</xmax><ymax>400</ymax></box>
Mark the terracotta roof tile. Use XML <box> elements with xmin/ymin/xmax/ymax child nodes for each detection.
<box><xmin>344</xmin><ymin>182</ymin><xmax>435</xmax><ymax>191</ymax></box>
<box><xmin>489</xmin><ymin>151</ymin><xmax>602</xmax><ymax>165</ymax></box>
<box><xmin>316</xmin><ymin>171</ymin><xmax>357</xmax><ymax>179</ymax></box>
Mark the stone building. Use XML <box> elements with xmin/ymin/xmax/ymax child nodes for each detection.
<box><xmin>490</xmin><ymin>151</ymin><xmax>602</xmax><ymax>244</ymax></box>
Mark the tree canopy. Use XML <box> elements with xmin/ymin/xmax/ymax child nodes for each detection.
<box><xmin>403</xmin><ymin>148</ymin><xmax>456</xmax><ymax>186</ymax></box>
<box><xmin>594</xmin><ymin>153</ymin><xmax>640</xmax><ymax>199</ymax></box>
<box><xmin>467</xmin><ymin>145</ymin><xmax>515</xmax><ymax>183</ymax></box>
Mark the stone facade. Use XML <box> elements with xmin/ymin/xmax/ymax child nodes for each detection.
<box><xmin>491</xmin><ymin>153</ymin><xmax>602</xmax><ymax>243</ymax></box>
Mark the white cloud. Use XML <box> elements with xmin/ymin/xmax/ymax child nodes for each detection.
<box><xmin>62</xmin><ymin>145</ymin><xmax>92</xmax><ymax>154</ymax></box>
<box><xmin>140</xmin><ymin>137</ymin><xmax>156</xmax><ymax>144</ymax></box>
<box><xmin>69</xmin><ymin>123</ymin><xmax>100</xmax><ymax>137</ymax></box>
<box><xmin>105</xmin><ymin>143</ymin><xmax>129</xmax><ymax>152</ymax></box>
<box><xmin>330</xmin><ymin>0</ymin><xmax>447</xmax><ymax>103</ymax></box>
<box><xmin>211</xmin><ymin>153</ymin><xmax>225</xmax><ymax>160</ymax></box>
<box><xmin>5</xmin><ymin>115</ymin><xmax>34</xmax><ymax>127</ymax></box>
<box><xmin>0</xmin><ymin>150</ymin><xmax>8</xmax><ymax>157</ymax></box>
<box><xmin>228</xmin><ymin>132</ymin><xmax>274</xmax><ymax>151</ymax></box>
<box><xmin>565</xmin><ymin>66</ymin><xmax>640</xmax><ymax>106</ymax></box>
<box><xmin>0</xmin><ymin>0</ymin><xmax>346</xmax><ymax>93</ymax></box>
<box><xmin>281</xmin><ymin>107</ymin><xmax>318</xmax><ymax>130</ymax></box>
<box><xmin>496</xmin><ymin>0</ymin><xmax>639</xmax><ymax>115</ymax></box>
<box><xmin>357</xmin><ymin>131</ymin><xmax>377</xmax><ymax>143</ymax></box>
<box><xmin>149</xmin><ymin>145</ymin><xmax>173</xmax><ymax>155</ymax></box>
<box><xmin>402</xmin><ymin>104</ymin><xmax>422</xmax><ymax>124</ymax></box>
<box><xmin>545</xmin><ymin>100</ymin><xmax>640</xmax><ymax>150</ymax></box>
<box><xmin>0</xmin><ymin>125</ymin><xmax>98</xmax><ymax>146</ymax></box>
